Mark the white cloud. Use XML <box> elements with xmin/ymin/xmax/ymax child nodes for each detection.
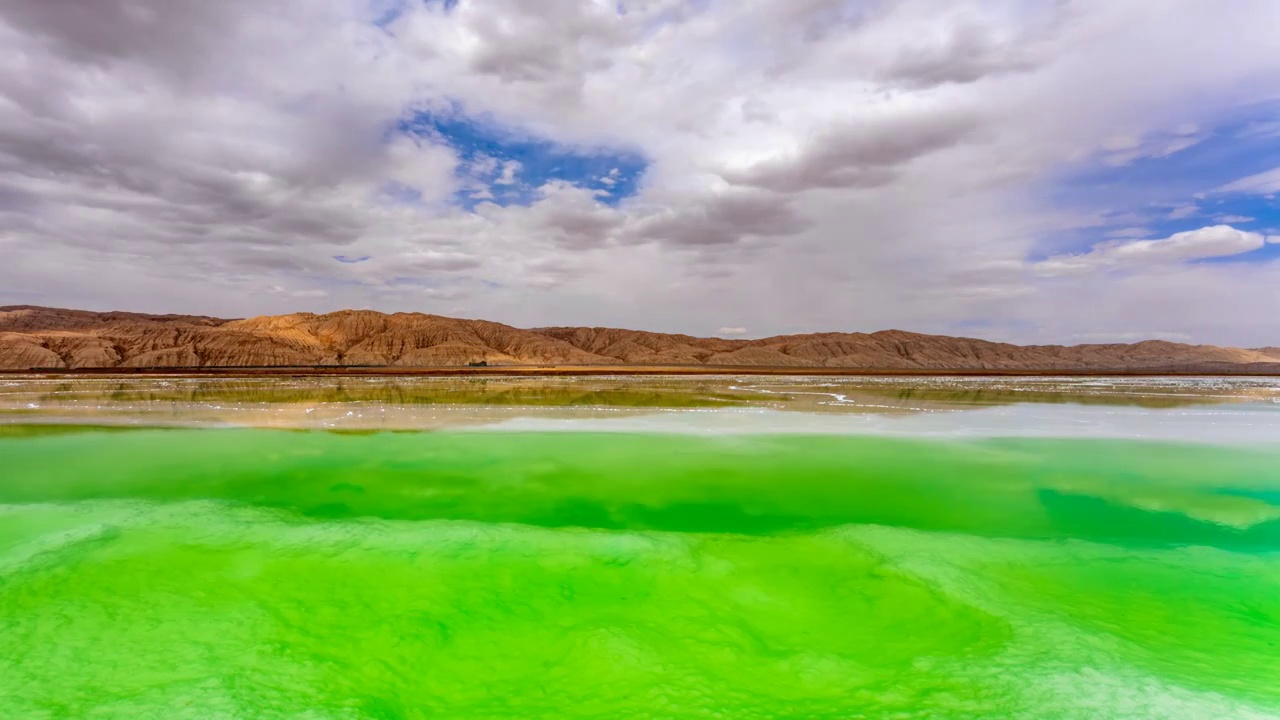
<box><xmin>494</xmin><ymin>160</ymin><xmax>522</xmax><ymax>186</ymax></box>
<box><xmin>1098</xmin><ymin>125</ymin><xmax>1206</xmax><ymax>167</ymax></box>
<box><xmin>268</xmin><ymin>285</ymin><xmax>330</xmax><ymax>299</ymax></box>
<box><xmin>1216</xmin><ymin>215</ymin><xmax>1255</xmax><ymax>224</ymax></box>
<box><xmin>1218</xmin><ymin>167</ymin><xmax>1280</xmax><ymax>195</ymax></box>
<box><xmin>386</xmin><ymin>136</ymin><xmax>460</xmax><ymax>204</ymax></box>
<box><xmin>1036</xmin><ymin>226</ymin><xmax>1266</xmax><ymax>277</ymax></box>
<box><xmin>1105</xmin><ymin>227</ymin><xmax>1152</xmax><ymax>239</ymax></box>
<box><xmin>717</xmin><ymin>327</ymin><xmax>747</xmax><ymax>336</ymax></box>
<box><xmin>468</xmin><ymin>155</ymin><xmax>500</xmax><ymax>177</ymax></box>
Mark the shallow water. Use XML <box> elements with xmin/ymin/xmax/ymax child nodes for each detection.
<box><xmin>1</xmin><ymin>377</ymin><xmax>1278</xmax><ymax>718</ymax></box>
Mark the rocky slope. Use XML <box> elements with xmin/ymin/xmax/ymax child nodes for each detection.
<box><xmin>2</xmin><ymin>305</ymin><xmax>1277</xmax><ymax>372</ymax></box>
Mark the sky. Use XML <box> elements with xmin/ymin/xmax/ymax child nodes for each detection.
<box><xmin>1</xmin><ymin>0</ymin><xmax>1279</xmax><ymax>346</ymax></box>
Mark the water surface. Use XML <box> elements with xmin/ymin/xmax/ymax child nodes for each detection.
<box><xmin>1</xmin><ymin>376</ymin><xmax>1278</xmax><ymax>719</ymax></box>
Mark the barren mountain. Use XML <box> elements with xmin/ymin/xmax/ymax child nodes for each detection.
<box><xmin>535</xmin><ymin>326</ymin><xmax>744</xmax><ymax>365</ymax></box>
<box><xmin>0</xmin><ymin>307</ymin><xmax>608</xmax><ymax>369</ymax></box>
<box><xmin>2</xmin><ymin>305</ymin><xmax>1277</xmax><ymax>373</ymax></box>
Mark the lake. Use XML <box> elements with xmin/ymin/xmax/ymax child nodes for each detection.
<box><xmin>1</xmin><ymin>376</ymin><xmax>1278</xmax><ymax>719</ymax></box>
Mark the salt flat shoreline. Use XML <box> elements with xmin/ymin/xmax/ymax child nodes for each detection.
<box><xmin>4</xmin><ymin>365</ymin><xmax>1280</xmax><ymax>378</ymax></box>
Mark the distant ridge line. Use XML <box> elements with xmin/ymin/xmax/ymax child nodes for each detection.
<box><xmin>2</xmin><ymin>305</ymin><xmax>1278</xmax><ymax>374</ymax></box>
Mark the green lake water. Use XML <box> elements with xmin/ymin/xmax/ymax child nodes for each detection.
<box><xmin>1</xmin><ymin>377</ymin><xmax>1279</xmax><ymax>718</ymax></box>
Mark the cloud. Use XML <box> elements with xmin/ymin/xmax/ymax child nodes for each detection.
<box><xmin>494</xmin><ymin>160</ymin><xmax>522</xmax><ymax>186</ymax></box>
<box><xmin>1105</xmin><ymin>227</ymin><xmax>1152</xmax><ymax>239</ymax></box>
<box><xmin>268</xmin><ymin>285</ymin><xmax>330</xmax><ymax>299</ymax></box>
<box><xmin>622</xmin><ymin>188</ymin><xmax>809</xmax><ymax>246</ymax></box>
<box><xmin>1097</xmin><ymin>126</ymin><xmax>1209</xmax><ymax>167</ymax></box>
<box><xmin>4</xmin><ymin>0</ymin><xmax>1280</xmax><ymax>345</ymax></box>
<box><xmin>1218</xmin><ymin>167</ymin><xmax>1280</xmax><ymax>195</ymax></box>
<box><xmin>386</xmin><ymin>137</ymin><xmax>460</xmax><ymax>203</ymax></box>
<box><xmin>0</xmin><ymin>0</ymin><xmax>250</xmax><ymax>76</ymax></box>
<box><xmin>1035</xmin><ymin>226</ymin><xmax>1266</xmax><ymax>277</ymax></box>
<box><xmin>380</xmin><ymin>251</ymin><xmax>483</xmax><ymax>273</ymax></box>
<box><xmin>717</xmin><ymin>327</ymin><xmax>748</xmax><ymax>336</ymax></box>
<box><xmin>878</xmin><ymin>24</ymin><xmax>1040</xmax><ymax>89</ymax></box>
<box><xmin>487</xmin><ymin>181</ymin><xmax>624</xmax><ymax>249</ymax></box>
<box><xmin>719</xmin><ymin>109</ymin><xmax>978</xmax><ymax>193</ymax></box>
<box><xmin>468</xmin><ymin>155</ymin><xmax>500</xmax><ymax>177</ymax></box>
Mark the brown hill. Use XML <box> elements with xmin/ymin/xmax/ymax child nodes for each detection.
<box><xmin>0</xmin><ymin>307</ymin><xmax>609</xmax><ymax>369</ymax></box>
<box><xmin>701</xmin><ymin>331</ymin><xmax>1276</xmax><ymax>371</ymax></box>
<box><xmin>1</xmin><ymin>305</ymin><xmax>1277</xmax><ymax>373</ymax></box>
<box><xmin>536</xmin><ymin>326</ymin><xmax>744</xmax><ymax>364</ymax></box>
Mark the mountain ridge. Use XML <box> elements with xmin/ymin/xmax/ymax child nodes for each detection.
<box><xmin>2</xmin><ymin>305</ymin><xmax>1278</xmax><ymax>373</ymax></box>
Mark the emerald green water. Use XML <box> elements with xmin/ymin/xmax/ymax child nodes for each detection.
<box><xmin>2</xmin><ymin>420</ymin><xmax>1279</xmax><ymax>719</ymax></box>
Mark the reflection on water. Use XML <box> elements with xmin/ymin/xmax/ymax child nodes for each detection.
<box><xmin>1</xmin><ymin>375</ymin><xmax>1277</xmax><ymax>429</ymax></box>
<box><xmin>3</xmin><ymin>377</ymin><xmax>754</xmax><ymax>408</ymax></box>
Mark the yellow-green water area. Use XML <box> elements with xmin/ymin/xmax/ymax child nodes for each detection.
<box><xmin>1</xmin><ymin>427</ymin><xmax>1278</xmax><ymax>719</ymax></box>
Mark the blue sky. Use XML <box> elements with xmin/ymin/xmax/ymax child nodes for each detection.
<box><xmin>1042</xmin><ymin>103</ymin><xmax>1280</xmax><ymax>264</ymax></box>
<box><xmin>398</xmin><ymin>107</ymin><xmax>648</xmax><ymax>211</ymax></box>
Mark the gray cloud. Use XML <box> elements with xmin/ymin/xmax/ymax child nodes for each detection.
<box><xmin>0</xmin><ymin>0</ymin><xmax>464</xmax><ymax>302</ymax></box>
<box><xmin>879</xmin><ymin>23</ymin><xmax>1040</xmax><ymax>88</ymax></box>
<box><xmin>388</xmin><ymin>252</ymin><xmax>485</xmax><ymax>273</ymax></box>
<box><xmin>533</xmin><ymin>189</ymin><xmax>625</xmax><ymax>248</ymax></box>
<box><xmin>0</xmin><ymin>0</ymin><xmax>248</xmax><ymax>74</ymax></box>
<box><xmin>624</xmin><ymin>189</ymin><xmax>810</xmax><ymax>246</ymax></box>
<box><xmin>720</xmin><ymin>111</ymin><xmax>979</xmax><ymax>193</ymax></box>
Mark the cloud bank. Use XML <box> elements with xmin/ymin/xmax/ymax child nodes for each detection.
<box><xmin>2</xmin><ymin>0</ymin><xmax>1280</xmax><ymax>345</ymax></box>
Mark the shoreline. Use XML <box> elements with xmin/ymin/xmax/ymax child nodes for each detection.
<box><xmin>4</xmin><ymin>365</ymin><xmax>1280</xmax><ymax>378</ymax></box>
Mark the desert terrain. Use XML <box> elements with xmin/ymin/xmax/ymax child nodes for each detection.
<box><xmin>3</xmin><ymin>305</ymin><xmax>1279</xmax><ymax>374</ymax></box>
